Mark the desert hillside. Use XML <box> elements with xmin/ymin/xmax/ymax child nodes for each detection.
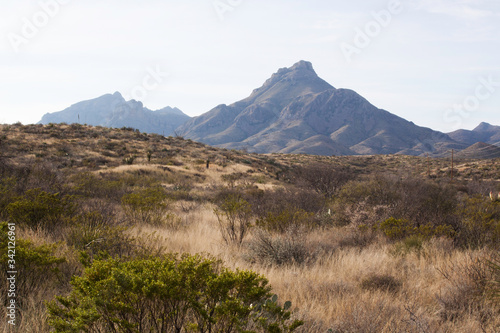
<box><xmin>0</xmin><ymin>123</ymin><xmax>499</xmax><ymax>332</ymax></box>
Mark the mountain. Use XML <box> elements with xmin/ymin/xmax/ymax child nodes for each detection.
<box><xmin>448</xmin><ymin>122</ymin><xmax>500</xmax><ymax>147</ymax></box>
<box><xmin>454</xmin><ymin>142</ymin><xmax>500</xmax><ymax>159</ymax></box>
<box><xmin>178</xmin><ymin>61</ymin><xmax>461</xmax><ymax>156</ymax></box>
<box><xmin>39</xmin><ymin>92</ymin><xmax>190</xmax><ymax>136</ymax></box>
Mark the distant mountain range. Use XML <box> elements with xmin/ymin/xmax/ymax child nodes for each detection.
<box><xmin>38</xmin><ymin>61</ymin><xmax>500</xmax><ymax>158</ymax></box>
<box><xmin>38</xmin><ymin>92</ymin><xmax>190</xmax><ymax>136</ymax></box>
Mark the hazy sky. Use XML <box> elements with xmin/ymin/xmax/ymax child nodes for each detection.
<box><xmin>1</xmin><ymin>0</ymin><xmax>499</xmax><ymax>132</ymax></box>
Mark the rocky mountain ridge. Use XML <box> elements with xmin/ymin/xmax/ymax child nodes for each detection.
<box><xmin>39</xmin><ymin>92</ymin><xmax>190</xmax><ymax>136</ymax></box>
<box><xmin>38</xmin><ymin>61</ymin><xmax>498</xmax><ymax>157</ymax></box>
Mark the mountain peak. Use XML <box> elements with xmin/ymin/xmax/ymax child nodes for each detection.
<box><xmin>290</xmin><ymin>60</ymin><xmax>315</xmax><ymax>72</ymax></box>
<box><xmin>274</xmin><ymin>60</ymin><xmax>318</xmax><ymax>79</ymax></box>
<box><xmin>473</xmin><ymin>122</ymin><xmax>494</xmax><ymax>132</ymax></box>
<box><xmin>245</xmin><ymin>61</ymin><xmax>333</xmax><ymax>106</ymax></box>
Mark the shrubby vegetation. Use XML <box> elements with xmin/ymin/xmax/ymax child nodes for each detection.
<box><xmin>48</xmin><ymin>254</ymin><xmax>302</xmax><ymax>333</ymax></box>
<box><xmin>0</xmin><ymin>124</ymin><xmax>499</xmax><ymax>332</ymax></box>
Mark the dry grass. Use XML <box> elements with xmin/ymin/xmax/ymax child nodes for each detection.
<box><xmin>127</xmin><ymin>206</ymin><xmax>499</xmax><ymax>332</ymax></box>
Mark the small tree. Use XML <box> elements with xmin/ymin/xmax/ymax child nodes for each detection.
<box><xmin>214</xmin><ymin>195</ymin><xmax>252</xmax><ymax>245</ymax></box>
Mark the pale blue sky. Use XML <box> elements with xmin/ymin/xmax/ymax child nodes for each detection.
<box><xmin>1</xmin><ymin>0</ymin><xmax>499</xmax><ymax>132</ymax></box>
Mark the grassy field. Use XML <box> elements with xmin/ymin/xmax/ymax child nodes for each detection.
<box><xmin>0</xmin><ymin>123</ymin><xmax>499</xmax><ymax>332</ymax></box>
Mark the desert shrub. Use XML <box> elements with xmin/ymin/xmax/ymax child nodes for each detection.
<box><xmin>335</xmin><ymin>175</ymin><xmax>458</xmax><ymax>230</ymax></box>
<box><xmin>64</xmin><ymin>201</ymin><xmax>139</xmax><ymax>261</ymax></box>
<box><xmin>121</xmin><ymin>187</ymin><xmax>169</xmax><ymax>225</ymax></box>
<box><xmin>455</xmin><ymin>196</ymin><xmax>500</xmax><ymax>248</ymax></box>
<box><xmin>244</xmin><ymin>229</ymin><xmax>309</xmax><ymax>266</ymax></box>
<box><xmin>214</xmin><ymin>194</ymin><xmax>252</xmax><ymax>245</ymax></box>
<box><xmin>0</xmin><ymin>222</ymin><xmax>66</xmax><ymax>307</ymax></box>
<box><xmin>19</xmin><ymin>161</ymin><xmax>66</xmax><ymax>193</ymax></box>
<box><xmin>0</xmin><ymin>177</ymin><xmax>16</xmax><ymax>218</ymax></box>
<box><xmin>246</xmin><ymin>187</ymin><xmax>324</xmax><ymax>221</ymax></box>
<box><xmin>378</xmin><ymin>217</ymin><xmax>455</xmax><ymax>241</ymax></box>
<box><xmin>360</xmin><ymin>273</ymin><xmax>401</xmax><ymax>293</ymax></box>
<box><xmin>256</xmin><ymin>209</ymin><xmax>315</xmax><ymax>233</ymax></box>
<box><xmin>70</xmin><ymin>172</ymin><xmax>129</xmax><ymax>201</ymax></box>
<box><xmin>436</xmin><ymin>253</ymin><xmax>494</xmax><ymax>322</ymax></box>
<box><xmin>47</xmin><ymin>254</ymin><xmax>302</xmax><ymax>333</ymax></box>
<box><xmin>391</xmin><ymin>235</ymin><xmax>425</xmax><ymax>256</ymax></box>
<box><xmin>488</xmin><ymin>256</ymin><xmax>500</xmax><ymax>303</ymax></box>
<box><xmin>6</xmin><ymin>188</ymin><xmax>76</xmax><ymax>232</ymax></box>
<box><xmin>336</xmin><ymin>226</ymin><xmax>378</xmax><ymax>249</ymax></box>
<box><xmin>290</xmin><ymin>162</ymin><xmax>354</xmax><ymax>198</ymax></box>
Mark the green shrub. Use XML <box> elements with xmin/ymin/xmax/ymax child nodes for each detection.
<box><xmin>456</xmin><ymin>196</ymin><xmax>500</xmax><ymax>248</ymax></box>
<box><xmin>121</xmin><ymin>187</ymin><xmax>169</xmax><ymax>225</ymax></box>
<box><xmin>0</xmin><ymin>222</ymin><xmax>66</xmax><ymax>306</ymax></box>
<box><xmin>6</xmin><ymin>188</ymin><xmax>76</xmax><ymax>231</ymax></box>
<box><xmin>0</xmin><ymin>177</ymin><xmax>16</xmax><ymax>218</ymax></box>
<box><xmin>334</xmin><ymin>175</ymin><xmax>458</xmax><ymax>229</ymax></box>
<box><xmin>391</xmin><ymin>235</ymin><xmax>425</xmax><ymax>256</ymax></box>
<box><xmin>47</xmin><ymin>254</ymin><xmax>302</xmax><ymax>332</ymax></box>
<box><xmin>214</xmin><ymin>195</ymin><xmax>252</xmax><ymax>245</ymax></box>
<box><xmin>256</xmin><ymin>209</ymin><xmax>315</xmax><ymax>234</ymax></box>
<box><xmin>378</xmin><ymin>217</ymin><xmax>455</xmax><ymax>241</ymax></box>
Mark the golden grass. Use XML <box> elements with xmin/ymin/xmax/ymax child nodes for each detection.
<box><xmin>128</xmin><ymin>206</ymin><xmax>499</xmax><ymax>332</ymax></box>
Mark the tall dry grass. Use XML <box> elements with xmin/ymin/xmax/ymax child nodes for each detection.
<box><xmin>130</xmin><ymin>206</ymin><xmax>499</xmax><ymax>333</ymax></box>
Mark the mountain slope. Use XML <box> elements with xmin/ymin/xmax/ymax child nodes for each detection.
<box><xmin>455</xmin><ymin>142</ymin><xmax>500</xmax><ymax>159</ymax></box>
<box><xmin>179</xmin><ymin>61</ymin><xmax>460</xmax><ymax>156</ymax></box>
<box><xmin>39</xmin><ymin>92</ymin><xmax>190</xmax><ymax>136</ymax></box>
<box><xmin>178</xmin><ymin>61</ymin><xmax>333</xmax><ymax>145</ymax></box>
<box><xmin>448</xmin><ymin>122</ymin><xmax>500</xmax><ymax>146</ymax></box>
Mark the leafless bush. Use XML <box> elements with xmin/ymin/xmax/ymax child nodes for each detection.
<box><xmin>291</xmin><ymin>162</ymin><xmax>354</xmax><ymax>198</ymax></box>
<box><xmin>243</xmin><ymin>229</ymin><xmax>310</xmax><ymax>266</ymax></box>
<box><xmin>436</xmin><ymin>252</ymin><xmax>494</xmax><ymax>322</ymax></box>
<box><xmin>360</xmin><ymin>273</ymin><xmax>402</xmax><ymax>294</ymax></box>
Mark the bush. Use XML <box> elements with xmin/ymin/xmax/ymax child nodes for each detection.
<box><xmin>360</xmin><ymin>273</ymin><xmax>401</xmax><ymax>293</ymax></box>
<box><xmin>214</xmin><ymin>195</ymin><xmax>252</xmax><ymax>245</ymax></box>
<box><xmin>0</xmin><ymin>177</ymin><xmax>16</xmax><ymax>218</ymax></box>
<box><xmin>47</xmin><ymin>254</ymin><xmax>303</xmax><ymax>332</ymax></box>
<box><xmin>121</xmin><ymin>187</ymin><xmax>169</xmax><ymax>225</ymax></box>
<box><xmin>256</xmin><ymin>209</ymin><xmax>315</xmax><ymax>234</ymax></box>
<box><xmin>245</xmin><ymin>187</ymin><xmax>324</xmax><ymax>224</ymax></box>
<box><xmin>334</xmin><ymin>175</ymin><xmax>458</xmax><ymax>229</ymax></box>
<box><xmin>6</xmin><ymin>188</ymin><xmax>76</xmax><ymax>232</ymax></box>
<box><xmin>291</xmin><ymin>162</ymin><xmax>354</xmax><ymax>199</ymax></box>
<box><xmin>488</xmin><ymin>256</ymin><xmax>500</xmax><ymax>304</ymax></box>
<box><xmin>244</xmin><ymin>229</ymin><xmax>309</xmax><ymax>266</ymax></box>
<box><xmin>436</xmin><ymin>253</ymin><xmax>493</xmax><ymax>322</ymax></box>
<box><xmin>378</xmin><ymin>217</ymin><xmax>455</xmax><ymax>241</ymax></box>
<box><xmin>455</xmin><ymin>196</ymin><xmax>500</xmax><ymax>248</ymax></box>
<box><xmin>0</xmin><ymin>222</ymin><xmax>66</xmax><ymax>306</ymax></box>
<box><xmin>70</xmin><ymin>172</ymin><xmax>127</xmax><ymax>201</ymax></box>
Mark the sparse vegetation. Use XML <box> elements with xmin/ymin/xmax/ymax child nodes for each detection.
<box><xmin>0</xmin><ymin>123</ymin><xmax>499</xmax><ymax>332</ymax></box>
